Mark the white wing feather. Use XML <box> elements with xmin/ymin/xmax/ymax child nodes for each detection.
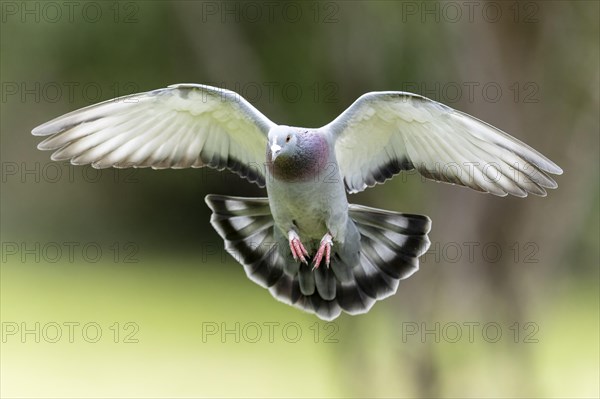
<box><xmin>325</xmin><ymin>92</ymin><xmax>563</xmax><ymax>196</ymax></box>
<box><xmin>32</xmin><ymin>84</ymin><xmax>276</xmax><ymax>186</ymax></box>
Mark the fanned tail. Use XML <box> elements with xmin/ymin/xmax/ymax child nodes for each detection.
<box><xmin>205</xmin><ymin>195</ymin><xmax>431</xmax><ymax>320</ymax></box>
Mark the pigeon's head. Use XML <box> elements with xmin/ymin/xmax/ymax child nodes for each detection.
<box><xmin>267</xmin><ymin>125</ymin><xmax>302</xmax><ymax>163</ymax></box>
<box><xmin>266</xmin><ymin>126</ymin><xmax>329</xmax><ymax>182</ymax></box>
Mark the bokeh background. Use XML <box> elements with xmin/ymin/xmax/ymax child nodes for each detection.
<box><xmin>1</xmin><ymin>1</ymin><xmax>598</xmax><ymax>397</ymax></box>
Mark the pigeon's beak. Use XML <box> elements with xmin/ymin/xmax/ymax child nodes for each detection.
<box><xmin>270</xmin><ymin>142</ymin><xmax>282</xmax><ymax>162</ymax></box>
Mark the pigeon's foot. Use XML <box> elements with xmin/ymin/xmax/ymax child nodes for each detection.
<box><xmin>312</xmin><ymin>232</ymin><xmax>333</xmax><ymax>270</ymax></box>
<box><xmin>288</xmin><ymin>230</ymin><xmax>309</xmax><ymax>264</ymax></box>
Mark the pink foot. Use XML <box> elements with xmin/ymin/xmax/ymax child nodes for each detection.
<box><xmin>312</xmin><ymin>233</ymin><xmax>333</xmax><ymax>270</ymax></box>
<box><xmin>288</xmin><ymin>230</ymin><xmax>309</xmax><ymax>264</ymax></box>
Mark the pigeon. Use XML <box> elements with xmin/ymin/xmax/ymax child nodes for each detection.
<box><xmin>32</xmin><ymin>83</ymin><xmax>562</xmax><ymax>320</ymax></box>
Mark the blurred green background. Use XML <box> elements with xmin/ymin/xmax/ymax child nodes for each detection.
<box><xmin>1</xmin><ymin>1</ymin><xmax>598</xmax><ymax>397</ymax></box>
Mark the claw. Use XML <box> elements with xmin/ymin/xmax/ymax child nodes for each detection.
<box><xmin>288</xmin><ymin>230</ymin><xmax>308</xmax><ymax>264</ymax></box>
<box><xmin>313</xmin><ymin>233</ymin><xmax>333</xmax><ymax>270</ymax></box>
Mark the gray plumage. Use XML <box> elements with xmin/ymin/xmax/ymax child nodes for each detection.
<box><xmin>32</xmin><ymin>84</ymin><xmax>562</xmax><ymax>320</ymax></box>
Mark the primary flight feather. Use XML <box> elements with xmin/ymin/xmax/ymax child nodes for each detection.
<box><xmin>33</xmin><ymin>83</ymin><xmax>562</xmax><ymax>320</ymax></box>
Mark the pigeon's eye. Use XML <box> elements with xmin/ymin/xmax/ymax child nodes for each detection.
<box><xmin>285</xmin><ymin>135</ymin><xmax>291</xmax><ymax>143</ymax></box>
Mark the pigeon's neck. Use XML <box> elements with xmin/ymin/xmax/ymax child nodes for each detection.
<box><xmin>269</xmin><ymin>133</ymin><xmax>329</xmax><ymax>182</ymax></box>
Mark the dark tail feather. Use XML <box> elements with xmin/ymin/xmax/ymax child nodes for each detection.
<box><xmin>205</xmin><ymin>195</ymin><xmax>285</xmax><ymax>288</ymax></box>
<box><xmin>298</xmin><ymin>264</ymin><xmax>316</xmax><ymax>295</ymax></box>
<box><xmin>336</xmin><ymin>204</ymin><xmax>431</xmax><ymax>315</ymax></box>
<box><xmin>205</xmin><ymin>195</ymin><xmax>431</xmax><ymax>321</ymax></box>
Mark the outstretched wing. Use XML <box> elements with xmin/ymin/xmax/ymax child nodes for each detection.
<box><xmin>32</xmin><ymin>84</ymin><xmax>276</xmax><ymax>186</ymax></box>
<box><xmin>325</xmin><ymin>92</ymin><xmax>563</xmax><ymax>197</ymax></box>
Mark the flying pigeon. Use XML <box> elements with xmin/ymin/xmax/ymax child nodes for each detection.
<box><xmin>32</xmin><ymin>83</ymin><xmax>562</xmax><ymax>320</ymax></box>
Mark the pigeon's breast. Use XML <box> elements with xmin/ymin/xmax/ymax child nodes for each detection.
<box><xmin>268</xmin><ymin>177</ymin><xmax>339</xmax><ymax>240</ymax></box>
